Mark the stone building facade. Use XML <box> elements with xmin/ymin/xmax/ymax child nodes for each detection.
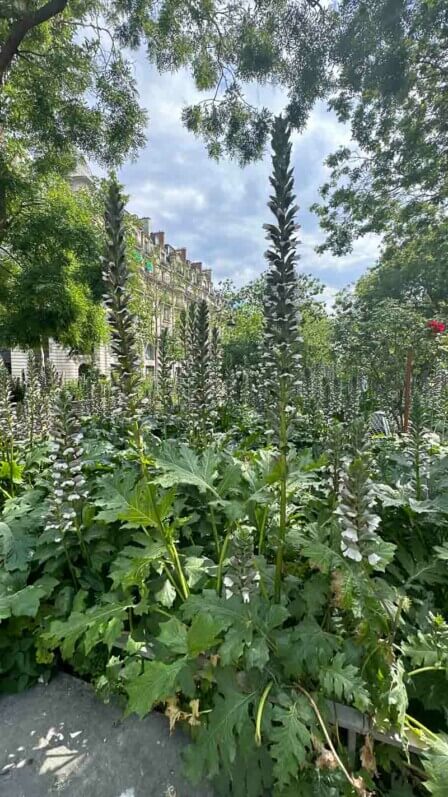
<box><xmin>6</xmin><ymin>161</ymin><xmax>215</xmax><ymax>382</ymax></box>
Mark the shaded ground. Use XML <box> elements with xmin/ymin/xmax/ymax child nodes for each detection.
<box><xmin>0</xmin><ymin>672</ymin><xmax>214</xmax><ymax>797</ymax></box>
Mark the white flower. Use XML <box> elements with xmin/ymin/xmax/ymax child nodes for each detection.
<box><xmin>342</xmin><ymin>545</ymin><xmax>362</xmax><ymax>562</ymax></box>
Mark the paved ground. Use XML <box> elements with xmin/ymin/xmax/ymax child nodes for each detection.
<box><xmin>0</xmin><ymin>673</ymin><xmax>214</xmax><ymax>797</ymax></box>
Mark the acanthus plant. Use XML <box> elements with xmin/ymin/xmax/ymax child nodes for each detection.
<box><xmin>157</xmin><ymin>326</ymin><xmax>174</xmax><ymax>423</ymax></box>
<box><xmin>20</xmin><ymin>352</ymin><xmax>61</xmax><ymax>450</ymax></box>
<box><xmin>177</xmin><ymin>299</ymin><xmax>221</xmax><ymax>445</ymax></box>
<box><xmin>260</xmin><ymin>114</ymin><xmax>302</xmax><ymax>602</ymax></box>
<box><xmin>1</xmin><ymin>157</ymin><xmax>448</xmax><ymax>797</ymax></box>
<box><xmin>210</xmin><ymin>324</ymin><xmax>225</xmax><ymax>418</ymax></box>
<box><xmin>335</xmin><ymin>421</ymin><xmax>393</xmax><ymax>568</ymax></box>
<box><xmin>102</xmin><ymin>179</ymin><xmax>144</xmax><ymax>447</ymax></box>
<box><xmin>77</xmin><ymin>370</ymin><xmax>114</xmax><ymax>426</ymax></box>
<box><xmin>41</xmin><ymin>389</ymin><xmax>89</xmax><ymax>584</ymax></box>
<box><xmin>0</xmin><ymin>360</ymin><xmax>22</xmax><ymax>498</ymax></box>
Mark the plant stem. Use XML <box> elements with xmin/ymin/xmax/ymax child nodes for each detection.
<box><xmin>274</xmin><ymin>389</ymin><xmax>288</xmax><ymax>602</ymax></box>
<box><xmin>9</xmin><ymin>438</ymin><xmax>14</xmax><ymax>497</ymax></box>
<box><xmin>405</xmin><ymin>713</ymin><xmax>438</xmax><ymax>742</ymax></box>
<box><xmin>209</xmin><ymin>506</ymin><xmax>220</xmax><ymax>559</ymax></box>
<box><xmin>167</xmin><ymin>542</ymin><xmax>190</xmax><ymax>601</ymax></box>
<box><xmin>388</xmin><ymin>594</ymin><xmax>406</xmax><ymax>645</ymax></box>
<box><xmin>403</xmin><ymin>348</ymin><xmax>414</xmax><ymax>432</ymax></box>
<box><xmin>297</xmin><ymin>684</ymin><xmax>364</xmax><ymax>795</ymax></box>
<box><xmin>257</xmin><ymin>505</ymin><xmax>269</xmax><ymax>555</ymax></box>
<box><xmin>147</xmin><ymin>483</ymin><xmax>190</xmax><ymax>601</ymax></box>
<box><xmin>216</xmin><ymin>530</ymin><xmax>232</xmax><ymax>596</ymax></box>
<box><xmin>255</xmin><ymin>681</ymin><xmax>273</xmax><ymax>746</ymax></box>
<box><xmin>407</xmin><ymin>665</ymin><xmax>444</xmax><ymax>678</ymax></box>
<box><xmin>162</xmin><ymin>561</ymin><xmax>184</xmax><ymax>601</ymax></box>
<box><xmin>62</xmin><ymin>538</ymin><xmax>78</xmax><ymax>589</ymax></box>
<box><xmin>0</xmin><ymin>484</ymin><xmax>12</xmax><ymax>500</ymax></box>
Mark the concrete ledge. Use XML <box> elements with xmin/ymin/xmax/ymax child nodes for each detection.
<box><xmin>0</xmin><ymin>673</ymin><xmax>214</xmax><ymax>797</ymax></box>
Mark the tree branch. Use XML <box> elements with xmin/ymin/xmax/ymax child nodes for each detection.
<box><xmin>0</xmin><ymin>0</ymin><xmax>68</xmax><ymax>83</ymax></box>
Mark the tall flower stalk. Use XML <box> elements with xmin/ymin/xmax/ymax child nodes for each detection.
<box><xmin>43</xmin><ymin>389</ymin><xmax>88</xmax><ymax>584</ymax></box>
<box><xmin>0</xmin><ymin>360</ymin><xmax>18</xmax><ymax>497</ymax></box>
<box><xmin>102</xmin><ymin>180</ymin><xmax>143</xmax><ymax>444</ymax></box>
<box><xmin>157</xmin><ymin>326</ymin><xmax>173</xmax><ymax>422</ymax></box>
<box><xmin>178</xmin><ymin>300</ymin><xmax>214</xmax><ymax>445</ymax></box>
<box><xmin>261</xmin><ymin>115</ymin><xmax>301</xmax><ymax>601</ymax></box>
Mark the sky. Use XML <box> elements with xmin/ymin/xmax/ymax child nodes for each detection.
<box><xmin>118</xmin><ymin>59</ymin><xmax>380</xmax><ymax>306</ymax></box>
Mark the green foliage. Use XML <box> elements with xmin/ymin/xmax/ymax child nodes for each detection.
<box><xmin>102</xmin><ymin>179</ymin><xmax>142</xmax><ymax>415</ymax></box>
<box><xmin>313</xmin><ymin>1</ymin><xmax>448</xmax><ymax>253</ymax></box>
<box><xmin>1</xmin><ymin>102</ymin><xmax>448</xmax><ymax>797</ymax></box>
<box><xmin>183</xmin><ymin>671</ymin><xmax>257</xmax><ymax>784</ymax></box>
<box><xmin>126</xmin><ymin>659</ymin><xmax>187</xmax><ymax>718</ymax></box>
<box><xmin>0</xmin><ymin>176</ymin><xmax>107</xmax><ymax>351</ymax></box>
<box><xmin>269</xmin><ymin>697</ymin><xmax>313</xmax><ymax>789</ymax></box>
<box><xmin>422</xmin><ymin>734</ymin><xmax>448</xmax><ymax>796</ymax></box>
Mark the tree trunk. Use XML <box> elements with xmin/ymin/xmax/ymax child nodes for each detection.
<box><xmin>0</xmin><ymin>0</ymin><xmax>69</xmax><ymax>85</ymax></box>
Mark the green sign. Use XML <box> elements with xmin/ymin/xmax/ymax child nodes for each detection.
<box><xmin>132</xmin><ymin>250</ymin><xmax>143</xmax><ymax>263</ymax></box>
<box><xmin>145</xmin><ymin>260</ymin><xmax>153</xmax><ymax>272</ymax></box>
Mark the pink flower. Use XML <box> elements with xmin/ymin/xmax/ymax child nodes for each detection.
<box><xmin>427</xmin><ymin>319</ymin><xmax>446</xmax><ymax>334</ymax></box>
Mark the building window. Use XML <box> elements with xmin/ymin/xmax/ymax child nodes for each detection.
<box><xmin>163</xmin><ymin>305</ymin><xmax>171</xmax><ymax>323</ymax></box>
<box><xmin>145</xmin><ymin>343</ymin><xmax>155</xmax><ymax>360</ymax></box>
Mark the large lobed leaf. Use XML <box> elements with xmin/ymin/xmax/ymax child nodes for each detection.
<box><xmin>154</xmin><ymin>443</ymin><xmax>221</xmax><ymax>498</ymax></box>
<box><xmin>126</xmin><ymin>659</ymin><xmax>187</xmax><ymax>718</ymax></box>
<box><xmin>183</xmin><ymin>672</ymin><xmax>257</xmax><ymax>783</ymax></box>
<box><xmin>269</xmin><ymin>697</ymin><xmax>313</xmax><ymax>790</ymax></box>
<box><xmin>423</xmin><ymin>733</ymin><xmax>448</xmax><ymax>796</ymax></box>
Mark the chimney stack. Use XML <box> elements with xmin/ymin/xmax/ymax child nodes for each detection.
<box><xmin>153</xmin><ymin>231</ymin><xmax>165</xmax><ymax>248</ymax></box>
<box><xmin>191</xmin><ymin>261</ymin><xmax>202</xmax><ymax>272</ymax></box>
<box><xmin>176</xmin><ymin>248</ymin><xmax>187</xmax><ymax>262</ymax></box>
<box><xmin>140</xmin><ymin>217</ymin><xmax>151</xmax><ymax>235</ymax></box>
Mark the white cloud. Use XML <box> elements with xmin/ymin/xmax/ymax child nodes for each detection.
<box><xmin>118</xmin><ymin>58</ymin><xmax>380</xmax><ymax>292</ymax></box>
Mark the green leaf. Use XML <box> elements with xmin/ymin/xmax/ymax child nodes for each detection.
<box><xmin>402</xmin><ymin>624</ymin><xmax>448</xmax><ymax>669</ymax></box>
<box><xmin>0</xmin><ymin>521</ymin><xmax>34</xmax><ymax>572</ymax></box>
<box><xmin>126</xmin><ymin>659</ymin><xmax>186</xmax><ymax>718</ymax></box>
<box><xmin>118</xmin><ymin>481</ymin><xmax>176</xmax><ymax>530</ymax></box>
<box><xmin>155</xmin><ymin>579</ymin><xmax>176</xmax><ymax>608</ymax></box>
<box><xmin>319</xmin><ymin>653</ymin><xmax>370</xmax><ymax>711</ymax></box>
<box><xmin>0</xmin><ymin>460</ymin><xmax>24</xmax><ymax>484</ymax></box>
<box><xmin>245</xmin><ymin>636</ymin><xmax>270</xmax><ymax>670</ymax></box>
<box><xmin>94</xmin><ymin>469</ymin><xmax>137</xmax><ymax>523</ymax></box>
<box><xmin>183</xmin><ymin>592</ymin><xmax>251</xmax><ymax>664</ymax></box>
<box><xmin>187</xmin><ymin>613</ymin><xmax>224</xmax><ymax>657</ymax></box>
<box><xmin>434</xmin><ymin>542</ymin><xmax>448</xmax><ymax>561</ymax></box>
<box><xmin>103</xmin><ymin>616</ymin><xmax>124</xmax><ymax>652</ymax></box>
<box><xmin>10</xmin><ymin>586</ymin><xmax>45</xmax><ymax>618</ymax></box>
<box><xmin>183</xmin><ymin>677</ymin><xmax>256</xmax><ymax>783</ymax></box>
<box><xmin>281</xmin><ymin>618</ymin><xmax>340</xmax><ymax>675</ymax></box>
<box><xmin>269</xmin><ymin>699</ymin><xmax>312</xmax><ymax>789</ymax></box>
<box><xmin>154</xmin><ymin>443</ymin><xmax>221</xmax><ymax>498</ymax></box>
<box><xmin>183</xmin><ymin>593</ymin><xmax>286</xmax><ymax>667</ymax></box>
<box><xmin>157</xmin><ymin>617</ymin><xmax>188</xmax><ymax>655</ymax></box>
<box><xmin>2</xmin><ymin>576</ymin><xmax>58</xmax><ymax>620</ymax></box>
<box><xmin>109</xmin><ymin>537</ymin><xmax>167</xmax><ymax>590</ymax></box>
<box><xmin>184</xmin><ymin>556</ymin><xmax>208</xmax><ymax>587</ymax></box>
<box><xmin>42</xmin><ymin>601</ymin><xmax>130</xmax><ymax>660</ymax></box>
<box><xmin>183</xmin><ymin>592</ymin><xmax>248</xmax><ymax>629</ymax></box>
<box><xmin>423</xmin><ymin>733</ymin><xmax>448</xmax><ymax>796</ymax></box>
<box><xmin>388</xmin><ymin>661</ymin><xmax>408</xmax><ymax>730</ymax></box>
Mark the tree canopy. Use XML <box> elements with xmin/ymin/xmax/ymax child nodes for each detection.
<box><xmin>0</xmin><ymin>174</ymin><xmax>107</xmax><ymax>351</ymax></box>
<box><xmin>2</xmin><ymin>0</ymin><xmax>444</xmax><ymax>252</ymax></box>
<box><xmin>356</xmin><ymin>216</ymin><xmax>448</xmax><ymax>317</ymax></box>
<box><xmin>313</xmin><ymin>0</ymin><xmax>448</xmax><ymax>253</ymax></box>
